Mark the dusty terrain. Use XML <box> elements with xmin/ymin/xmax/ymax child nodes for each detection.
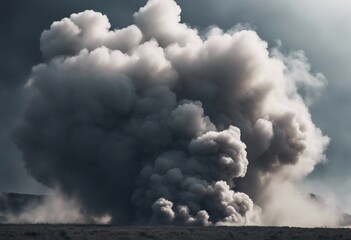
<box><xmin>0</xmin><ymin>225</ymin><xmax>350</xmax><ymax>240</ymax></box>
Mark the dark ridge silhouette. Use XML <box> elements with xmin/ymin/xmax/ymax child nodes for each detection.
<box><xmin>0</xmin><ymin>225</ymin><xmax>351</xmax><ymax>240</ymax></box>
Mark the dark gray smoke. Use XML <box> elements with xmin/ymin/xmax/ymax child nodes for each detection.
<box><xmin>13</xmin><ymin>0</ymin><xmax>335</xmax><ymax>226</ymax></box>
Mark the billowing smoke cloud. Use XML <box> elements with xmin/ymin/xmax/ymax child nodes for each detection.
<box><xmin>13</xmin><ymin>0</ymin><xmax>336</xmax><ymax>226</ymax></box>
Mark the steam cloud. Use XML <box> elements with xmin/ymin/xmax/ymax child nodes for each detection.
<box><xmin>13</xmin><ymin>0</ymin><xmax>337</xmax><ymax>226</ymax></box>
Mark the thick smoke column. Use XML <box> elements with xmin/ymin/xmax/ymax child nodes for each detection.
<box><xmin>14</xmin><ymin>0</ymin><xmax>334</xmax><ymax>226</ymax></box>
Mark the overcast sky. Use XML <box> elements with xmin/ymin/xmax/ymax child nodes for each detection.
<box><xmin>0</xmin><ymin>0</ymin><xmax>350</xmax><ymax>210</ymax></box>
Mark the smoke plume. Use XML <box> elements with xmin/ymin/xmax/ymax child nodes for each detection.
<box><xmin>13</xmin><ymin>0</ymin><xmax>337</xmax><ymax>226</ymax></box>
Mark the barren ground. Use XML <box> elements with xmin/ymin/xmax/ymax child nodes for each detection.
<box><xmin>0</xmin><ymin>225</ymin><xmax>350</xmax><ymax>240</ymax></box>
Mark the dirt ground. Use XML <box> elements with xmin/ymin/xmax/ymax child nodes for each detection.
<box><xmin>0</xmin><ymin>224</ymin><xmax>350</xmax><ymax>240</ymax></box>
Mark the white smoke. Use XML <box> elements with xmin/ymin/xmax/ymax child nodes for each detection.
<box><xmin>13</xmin><ymin>0</ymin><xmax>338</xmax><ymax>226</ymax></box>
<box><xmin>4</xmin><ymin>192</ymin><xmax>111</xmax><ymax>224</ymax></box>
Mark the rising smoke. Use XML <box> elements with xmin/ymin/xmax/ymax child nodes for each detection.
<box><xmin>13</xmin><ymin>0</ymin><xmax>337</xmax><ymax>226</ymax></box>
